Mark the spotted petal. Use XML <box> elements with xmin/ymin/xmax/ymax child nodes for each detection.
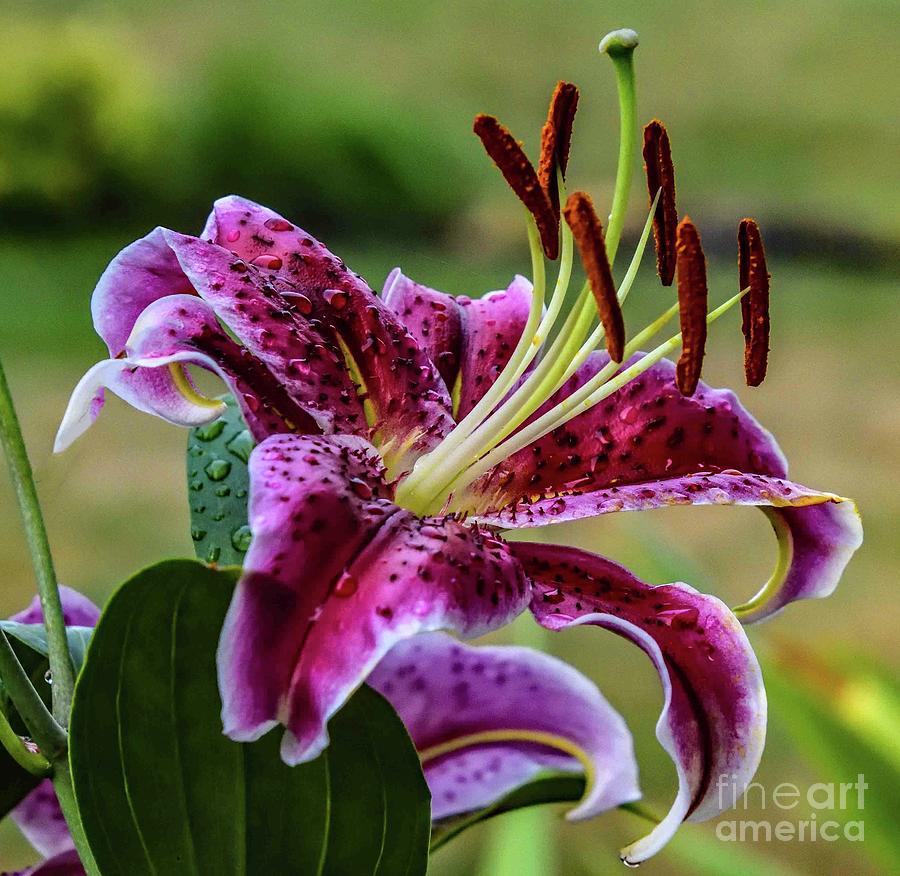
<box><xmin>217</xmin><ymin>434</ymin><xmax>530</xmax><ymax>766</ymax></box>
<box><xmin>54</xmin><ymin>296</ymin><xmax>319</xmax><ymax>451</ymax></box>
<box><xmin>200</xmin><ymin>197</ymin><xmax>455</xmax><ymax>472</ymax></box>
<box><xmin>383</xmin><ymin>269</ymin><xmax>533</xmax><ymax>418</ymax></box>
<box><xmin>515</xmin><ymin>542</ymin><xmax>766</xmax><ymax>865</ymax></box>
<box><xmin>369</xmin><ymin>632</ymin><xmax>639</xmax><ymax>821</ymax></box>
<box><xmin>471</xmin><ymin>354</ymin><xmax>861</xmax><ymax>622</ymax></box>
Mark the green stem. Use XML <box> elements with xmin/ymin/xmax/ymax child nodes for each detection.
<box><xmin>599</xmin><ymin>28</ymin><xmax>640</xmax><ymax>263</ymax></box>
<box><xmin>0</xmin><ymin>629</ymin><xmax>67</xmax><ymax>760</ymax></box>
<box><xmin>0</xmin><ymin>359</ymin><xmax>75</xmax><ymax>725</ymax></box>
<box><xmin>0</xmin><ymin>705</ymin><xmax>51</xmax><ymax>776</ymax></box>
<box><xmin>52</xmin><ymin>762</ymin><xmax>100</xmax><ymax>875</ymax></box>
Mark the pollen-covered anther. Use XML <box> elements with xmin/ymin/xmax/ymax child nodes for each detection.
<box><xmin>674</xmin><ymin>216</ymin><xmax>708</xmax><ymax>396</ymax></box>
<box><xmin>642</xmin><ymin>120</ymin><xmax>678</xmax><ymax>286</ymax></box>
<box><xmin>473</xmin><ymin>114</ymin><xmax>560</xmax><ymax>260</ymax></box>
<box><xmin>738</xmin><ymin>218</ymin><xmax>770</xmax><ymax>386</ymax></box>
<box><xmin>538</xmin><ymin>81</ymin><xmax>580</xmax><ymax>217</ymax></box>
<box><xmin>563</xmin><ymin>191</ymin><xmax>625</xmax><ymax>362</ymax></box>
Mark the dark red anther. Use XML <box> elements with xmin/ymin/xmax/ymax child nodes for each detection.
<box><xmin>473</xmin><ymin>114</ymin><xmax>560</xmax><ymax>260</ymax></box>
<box><xmin>643</xmin><ymin>120</ymin><xmax>678</xmax><ymax>286</ymax></box>
<box><xmin>563</xmin><ymin>191</ymin><xmax>625</xmax><ymax>363</ymax></box>
<box><xmin>538</xmin><ymin>81</ymin><xmax>580</xmax><ymax>217</ymax></box>
<box><xmin>738</xmin><ymin>218</ymin><xmax>770</xmax><ymax>386</ymax></box>
<box><xmin>675</xmin><ymin>217</ymin><xmax>708</xmax><ymax>396</ymax></box>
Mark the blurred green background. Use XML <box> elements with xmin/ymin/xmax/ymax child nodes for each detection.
<box><xmin>0</xmin><ymin>0</ymin><xmax>897</xmax><ymax>873</ymax></box>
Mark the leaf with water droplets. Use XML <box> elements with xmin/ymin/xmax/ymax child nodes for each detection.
<box><xmin>186</xmin><ymin>395</ymin><xmax>253</xmax><ymax>566</ymax></box>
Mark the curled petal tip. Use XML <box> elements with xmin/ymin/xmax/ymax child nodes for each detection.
<box><xmin>599</xmin><ymin>28</ymin><xmax>639</xmax><ymax>56</ymax></box>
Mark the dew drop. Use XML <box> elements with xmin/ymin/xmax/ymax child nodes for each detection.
<box><xmin>231</xmin><ymin>525</ymin><xmax>252</xmax><ymax>552</ymax></box>
<box><xmin>542</xmin><ymin>588</ymin><xmax>566</xmax><ymax>605</ymax></box>
<box><xmin>205</xmin><ymin>459</ymin><xmax>232</xmax><ymax>481</ymax></box>
<box><xmin>215</xmin><ymin>485</ymin><xmax>231</xmax><ymax>497</ymax></box>
<box><xmin>236</xmin><ymin>488</ymin><xmax>248</xmax><ymax>499</ymax></box>
<box><xmin>324</xmin><ymin>288</ymin><xmax>349</xmax><ymax>310</ymax></box>
<box><xmin>208</xmin><ymin>271</ymin><xmax>227</xmax><ymax>290</ymax></box>
<box><xmin>251</xmin><ymin>254</ymin><xmax>283</xmax><ymax>270</ymax></box>
<box><xmin>264</xmin><ymin>217</ymin><xmax>294</xmax><ymax>232</ymax></box>
<box><xmin>44</xmin><ymin>670</ymin><xmax>52</xmax><ymax>685</ymax></box>
<box><xmin>349</xmin><ymin>477</ymin><xmax>373</xmax><ymax>499</ymax></box>
<box><xmin>243</xmin><ymin>393</ymin><xmax>260</xmax><ymax>413</ymax></box>
<box><xmin>189</xmin><ymin>480</ymin><xmax>204</xmax><ymax>492</ymax></box>
<box><xmin>191</xmin><ymin>527</ymin><xmax>207</xmax><ymax>541</ymax></box>
<box><xmin>547</xmin><ymin>497</ymin><xmax>567</xmax><ymax>515</ymax></box>
<box><xmin>226</xmin><ymin>430</ymin><xmax>255</xmax><ymax>464</ymax></box>
<box><xmin>333</xmin><ymin>572</ymin><xmax>358</xmax><ymax>598</ymax></box>
<box><xmin>226</xmin><ymin>229</ymin><xmax>241</xmax><ymax>242</ymax></box>
<box><xmin>657</xmin><ymin>607</ymin><xmax>700</xmax><ymax>629</ymax></box>
<box><xmin>212</xmin><ymin>511</ymin><xmax>225</xmax><ymax>522</ymax></box>
<box><xmin>282</xmin><ymin>291</ymin><xmax>314</xmax><ymax>314</ymax></box>
<box><xmin>206</xmin><ymin>546</ymin><xmax>221</xmax><ymax>564</ymax></box>
<box><xmin>195</xmin><ymin>419</ymin><xmax>226</xmax><ymax>442</ymax></box>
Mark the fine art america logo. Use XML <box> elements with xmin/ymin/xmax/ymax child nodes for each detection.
<box><xmin>715</xmin><ymin>775</ymin><xmax>867</xmax><ymax>843</ymax></box>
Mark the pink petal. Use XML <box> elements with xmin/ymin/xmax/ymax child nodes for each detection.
<box><xmin>383</xmin><ymin>269</ymin><xmax>533</xmax><ymax>418</ymax></box>
<box><xmin>516</xmin><ymin>542</ymin><xmax>766</xmax><ymax>865</ymax></box>
<box><xmin>201</xmin><ymin>197</ymin><xmax>455</xmax><ymax>471</ymax></box>
<box><xmin>217</xmin><ymin>434</ymin><xmax>530</xmax><ymax>765</ymax></box>
<box><xmin>369</xmin><ymin>632</ymin><xmax>639</xmax><ymax>820</ymax></box>
<box><xmin>471</xmin><ymin>354</ymin><xmax>861</xmax><ymax>622</ymax></box>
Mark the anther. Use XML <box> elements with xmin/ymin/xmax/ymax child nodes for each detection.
<box><xmin>563</xmin><ymin>192</ymin><xmax>625</xmax><ymax>362</ymax></box>
<box><xmin>674</xmin><ymin>217</ymin><xmax>708</xmax><ymax>395</ymax></box>
<box><xmin>643</xmin><ymin>120</ymin><xmax>678</xmax><ymax>286</ymax></box>
<box><xmin>473</xmin><ymin>114</ymin><xmax>559</xmax><ymax>259</ymax></box>
<box><xmin>538</xmin><ymin>82</ymin><xmax>580</xmax><ymax>217</ymax></box>
<box><xmin>738</xmin><ymin>218</ymin><xmax>770</xmax><ymax>386</ymax></box>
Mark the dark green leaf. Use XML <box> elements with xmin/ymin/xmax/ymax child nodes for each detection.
<box><xmin>185</xmin><ymin>396</ymin><xmax>253</xmax><ymax>567</ymax></box>
<box><xmin>431</xmin><ymin>770</ymin><xmax>585</xmax><ymax>851</ymax></box>
<box><xmin>69</xmin><ymin>559</ymin><xmax>430</xmax><ymax>876</ymax></box>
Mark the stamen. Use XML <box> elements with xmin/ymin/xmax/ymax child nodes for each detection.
<box><xmin>473</xmin><ymin>114</ymin><xmax>559</xmax><ymax>259</ymax></box>
<box><xmin>538</xmin><ymin>81</ymin><xmax>580</xmax><ymax>216</ymax></box>
<box><xmin>674</xmin><ymin>217</ymin><xmax>708</xmax><ymax>396</ymax></box>
<box><xmin>564</xmin><ymin>192</ymin><xmax>626</xmax><ymax>362</ymax></box>
<box><xmin>738</xmin><ymin>218</ymin><xmax>771</xmax><ymax>386</ymax></box>
<box><xmin>642</xmin><ymin>120</ymin><xmax>678</xmax><ymax>286</ymax></box>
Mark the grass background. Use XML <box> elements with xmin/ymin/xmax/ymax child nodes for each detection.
<box><xmin>0</xmin><ymin>0</ymin><xmax>897</xmax><ymax>873</ymax></box>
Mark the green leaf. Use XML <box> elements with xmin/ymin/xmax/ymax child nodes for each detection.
<box><xmin>69</xmin><ymin>559</ymin><xmax>431</xmax><ymax>875</ymax></box>
<box><xmin>185</xmin><ymin>396</ymin><xmax>253</xmax><ymax>566</ymax></box>
<box><xmin>431</xmin><ymin>770</ymin><xmax>585</xmax><ymax>852</ymax></box>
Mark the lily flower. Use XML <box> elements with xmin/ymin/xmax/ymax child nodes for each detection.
<box><xmin>54</xmin><ymin>30</ymin><xmax>861</xmax><ymax>864</ymax></box>
<box><xmin>4</xmin><ymin>588</ymin><xmax>98</xmax><ymax>876</ymax></box>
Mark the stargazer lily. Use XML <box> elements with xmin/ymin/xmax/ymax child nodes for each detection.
<box><xmin>55</xmin><ymin>30</ymin><xmax>861</xmax><ymax>864</ymax></box>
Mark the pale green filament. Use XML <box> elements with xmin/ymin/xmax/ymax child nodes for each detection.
<box><xmin>406</xmin><ymin>192</ymin><xmax>660</xmax><ymax>512</ymax></box>
<box><xmin>440</xmin><ymin>290</ymin><xmax>748</xmax><ymax>512</ymax></box>
<box><xmin>600</xmin><ymin>29</ymin><xmax>639</xmax><ymax>262</ymax></box>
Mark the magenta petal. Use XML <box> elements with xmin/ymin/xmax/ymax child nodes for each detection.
<box><xmin>383</xmin><ymin>269</ymin><xmax>533</xmax><ymax>419</ymax></box>
<box><xmin>471</xmin><ymin>354</ymin><xmax>861</xmax><ymax>622</ymax></box>
<box><xmin>90</xmin><ymin>227</ymin><xmax>195</xmax><ymax>356</ymax></box>
<box><xmin>382</xmin><ymin>269</ymin><xmax>462</xmax><ymax>391</ymax></box>
<box><xmin>12</xmin><ymin>849</ymin><xmax>85</xmax><ymax>876</ymax></box>
<box><xmin>516</xmin><ymin>542</ymin><xmax>766</xmax><ymax>865</ymax></box>
<box><xmin>369</xmin><ymin>632</ymin><xmax>639</xmax><ymax>821</ymax></box>
<box><xmin>10</xmin><ymin>782</ymin><xmax>73</xmax><ymax>861</ymax></box>
<box><xmin>217</xmin><ymin>434</ymin><xmax>530</xmax><ymax>765</ymax></box>
<box><xmin>11</xmin><ymin>585</ymin><xmax>99</xmax><ymax>628</ymax></box>
<box><xmin>200</xmin><ymin>197</ymin><xmax>454</xmax><ymax>470</ymax></box>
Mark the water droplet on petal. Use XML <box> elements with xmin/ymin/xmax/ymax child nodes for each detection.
<box><xmin>205</xmin><ymin>459</ymin><xmax>232</xmax><ymax>481</ymax></box>
<box><xmin>226</xmin><ymin>229</ymin><xmax>241</xmax><ymax>242</ymax></box>
<box><xmin>542</xmin><ymin>588</ymin><xmax>566</xmax><ymax>605</ymax></box>
<box><xmin>208</xmin><ymin>272</ymin><xmax>226</xmax><ymax>290</ymax></box>
<box><xmin>333</xmin><ymin>572</ymin><xmax>358</xmax><ymax>598</ymax></box>
<box><xmin>324</xmin><ymin>288</ymin><xmax>349</xmax><ymax>310</ymax></box>
<box><xmin>231</xmin><ymin>525</ymin><xmax>252</xmax><ymax>552</ymax></box>
<box><xmin>282</xmin><ymin>291</ymin><xmax>313</xmax><ymax>314</ymax></box>
<box><xmin>264</xmin><ymin>217</ymin><xmax>294</xmax><ymax>232</ymax></box>
<box><xmin>657</xmin><ymin>607</ymin><xmax>700</xmax><ymax>629</ymax></box>
<box><xmin>191</xmin><ymin>527</ymin><xmax>207</xmax><ymax>541</ymax></box>
<box><xmin>349</xmin><ymin>477</ymin><xmax>373</xmax><ymax>499</ymax></box>
<box><xmin>251</xmin><ymin>254</ymin><xmax>283</xmax><ymax>270</ymax></box>
<box><xmin>547</xmin><ymin>498</ymin><xmax>567</xmax><ymax>515</ymax></box>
